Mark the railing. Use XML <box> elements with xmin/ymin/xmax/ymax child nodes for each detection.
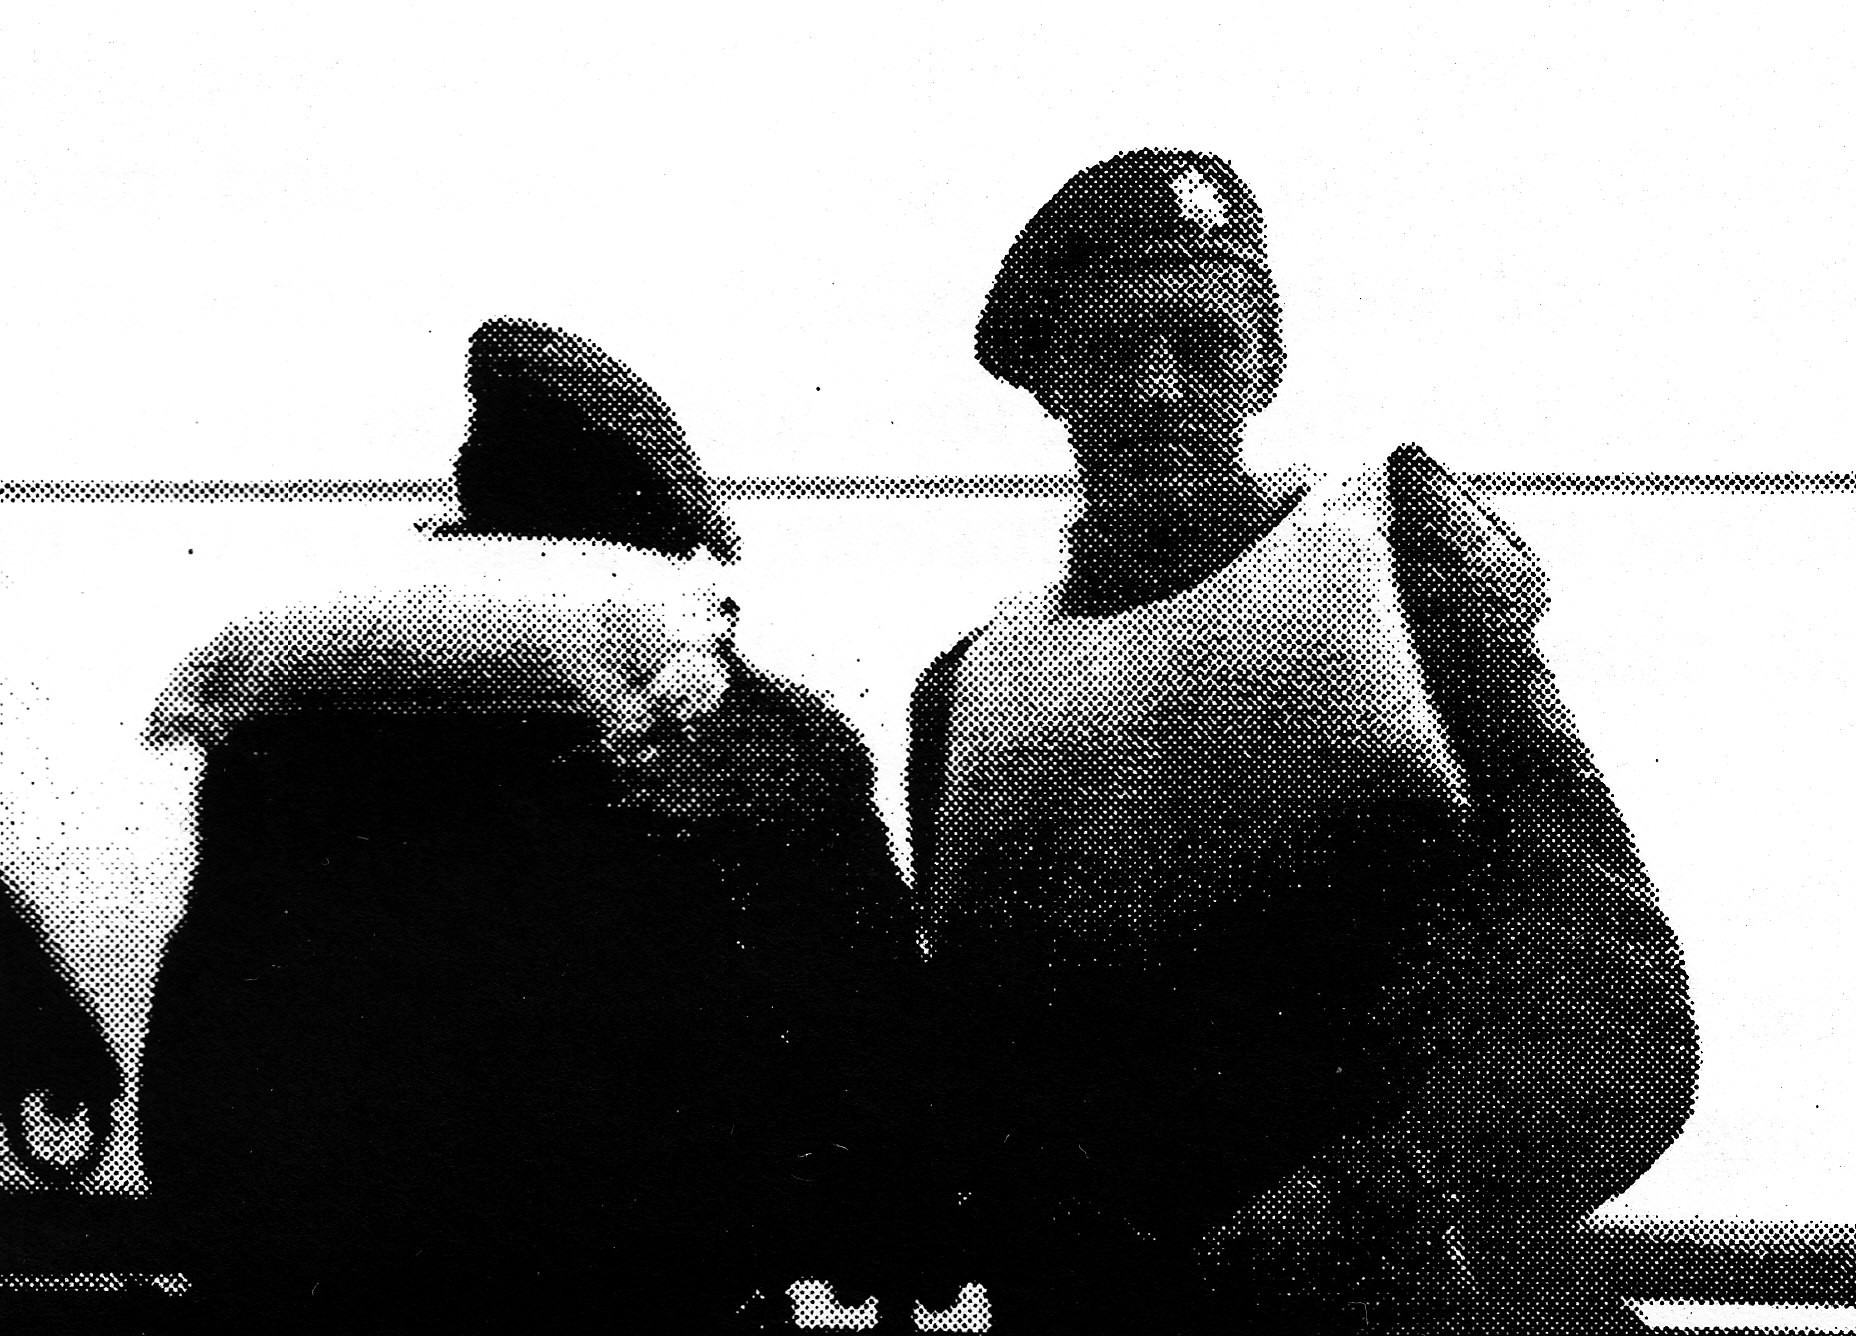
<box><xmin>1</xmin><ymin>470</ymin><xmax>1851</xmax><ymax>1329</ymax></box>
<box><xmin>4</xmin><ymin>471</ymin><xmax>1856</xmax><ymax>503</ymax></box>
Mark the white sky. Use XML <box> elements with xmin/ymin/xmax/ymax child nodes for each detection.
<box><xmin>5</xmin><ymin>0</ymin><xmax>1856</xmax><ymax>1229</ymax></box>
<box><xmin>3</xmin><ymin>1</ymin><xmax>1852</xmax><ymax>482</ymax></box>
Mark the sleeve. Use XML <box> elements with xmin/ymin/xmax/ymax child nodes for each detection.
<box><xmin>706</xmin><ymin>650</ymin><xmax>914</xmax><ymax>963</ymax></box>
<box><xmin>905</xmin><ymin>634</ymin><xmax>976</xmax><ymax>913</ymax></box>
<box><xmin>147</xmin><ymin>572</ymin><xmax>732</xmax><ymax>756</ymax></box>
<box><xmin>0</xmin><ymin>887</ymin><xmax>120</xmax><ymax>1185</ymax></box>
<box><xmin>1332</xmin><ymin>445</ymin><xmax>1698</xmax><ymax>1251</ymax></box>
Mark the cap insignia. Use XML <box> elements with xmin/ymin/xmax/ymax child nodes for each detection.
<box><xmin>1170</xmin><ymin>168</ymin><xmax>1228</xmax><ymax>234</ymax></box>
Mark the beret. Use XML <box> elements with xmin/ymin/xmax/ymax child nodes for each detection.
<box><xmin>976</xmin><ymin>149</ymin><xmax>1284</xmax><ymax>410</ymax></box>
<box><xmin>453</xmin><ymin>317</ymin><xmax>740</xmax><ymax>561</ymax></box>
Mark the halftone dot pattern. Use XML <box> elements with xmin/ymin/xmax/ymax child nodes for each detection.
<box><xmin>0</xmin><ymin>218</ymin><xmax>1851</xmax><ymax>1334</ymax></box>
<box><xmin>975</xmin><ymin>148</ymin><xmax>1287</xmax><ymax>421</ymax></box>
<box><xmin>143</xmin><ymin>537</ymin><xmax>737</xmax><ymax>755</ymax></box>
<box><xmin>0</xmin><ymin>478</ymin><xmax>452</xmax><ymax>503</ymax></box>
<box><xmin>0</xmin><ymin>472</ymin><xmax>1840</xmax><ymax>1328</ymax></box>
<box><xmin>897</xmin><ymin>148</ymin><xmax>1712</xmax><ymax>1335</ymax></box>
<box><xmin>0</xmin><ymin>318</ymin><xmax>923</xmax><ymax>1328</ymax></box>
<box><xmin>787</xmin><ymin>1279</ymin><xmax>995</xmax><ymax>1331</ymax></box>
<box><xmin>455</xmin><ymin>317</ymin><xmax>742</xmax><ymax>562</ymax></box>
<box><xmin>9</xmin><ymin>469</ymin><xmax>1856</xmax><ymax>507</ymax></box>
<box><xmin>790</xmin><ymin>1279</ymin><xmax>881</xmax><ymax>1329</ymax></box>
<box><xmin>915</xmin><ymin>1282</ymin><xmax>993</xmax><ymax>1331</ymax></box>
<box><xmin>0</xmin><ymin>1273</ymin><xmax>186</xmax><ymax>1295</ymax></box>
<box><xmin>1634</xmin><ymin>1302</ymin><xmax>1856</xmax><ymax>1333</ymax></box>
<box><xmin>1599</xmin><ymin>1217</ymin><xmax>1856</xmax><ymax>1324</ymax></box>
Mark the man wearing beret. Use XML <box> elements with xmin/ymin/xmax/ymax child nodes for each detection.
<box><xmin>138</xmin><ymin>318</ymin><xmax>911</xmax><ymax>1327</ymax></box>
<box><xmin>906</xmin><ymin>150</ymin><xmax>1697</xmax><ymax>1333</ymax></box>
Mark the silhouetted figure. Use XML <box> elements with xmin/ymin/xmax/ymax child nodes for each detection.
<box><xmin>0</xmin><ymin>886</ymin><xmax>118</xmax><ymax>1187</ymax></box>
<box><xmin>137</xmin><ymin>318</ymin><xmax>909</xmax><ymax>1328</ymax></box>
<box><xmin>906</xmin><ymin>151</ymin><xmax>1697</xmax><ymax>1333</ymax></box>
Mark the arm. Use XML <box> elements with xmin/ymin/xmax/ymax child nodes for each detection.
<box><xmin>1369</xmin><ymin>446</ymin><xmax>1697</xmax><ymax>1241</ymax></box>
<box><xmin>1201</xmin><ymin>449</ymin><xmax>1698</xmax><ymax>1309</ymax></box>
<box><xmin>0</xmin><ymin>889</ymin><xmax>120</xmax><ymax>1186</ymax></box>
<box><xmin>701</xmin><ymin>649</ymin><xmax>914</xmax><ymax>962</ymax></box>
<box><xmin>905</xmin><ymin>636</ymin><xmax>975</xmax><ymax>925</ymax></box>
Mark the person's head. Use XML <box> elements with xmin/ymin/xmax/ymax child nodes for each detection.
<box><xmin>454</xmin><ymin>317</ymin><xmax>740</xmax><ymax>562</ymax></box>
<box><xmin>976</xmin><ymin>150</ymin><xmax>1285</xmax><ymax>525</ymax></box>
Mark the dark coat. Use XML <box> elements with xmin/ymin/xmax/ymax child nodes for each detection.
<box><xmin>136</xmin><ymin>646</ymin><xmax>910</xmax><ymax>1320</ymax></box>
<box><xmin>905</xmin><ymin>448</ymin><xmax>1696</xmax><ymax>1330</ymax></box>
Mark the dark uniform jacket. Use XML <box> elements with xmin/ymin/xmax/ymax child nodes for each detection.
<box><xmin>137</xmin><ymin>601</ymin><xmax>909</xmax><ymax>1321</ymax></box>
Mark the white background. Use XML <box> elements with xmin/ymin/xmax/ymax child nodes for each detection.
<box><xmin>3</xmin><ymin>1</ymin><xmax>1855</xmax><ymax>1236</ymax></box>
<box><xmin>3</xmin><ymin>2</ymin><xmax>1853</xmax><ymax>482</ymax></box>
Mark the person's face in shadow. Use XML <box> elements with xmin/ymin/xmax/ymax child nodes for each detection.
<box><xmin>1043</xmin><ymin>260</ymin><xmax>1270</xmax><ymax>534</ymax></box>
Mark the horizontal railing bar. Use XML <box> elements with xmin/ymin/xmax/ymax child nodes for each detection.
<box><xmin>2</xmin><ymin>472</ymin><xmax>1856</xmax><ymax>503</ymax></box>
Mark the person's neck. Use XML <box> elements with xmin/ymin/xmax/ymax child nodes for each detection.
<box><xmin>1062</xmin><ymin>466</ymin><xmax>1300</xmax><ymax>616</ymax></box>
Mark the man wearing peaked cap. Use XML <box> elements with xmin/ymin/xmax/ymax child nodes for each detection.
<box><xmin>138</xmin><ymin>316</ymin><xmax>911</xmax><ymax>1327</ymax></box>
<box><xmin>906</xmin><ymin>150</ymin><xmax>1695</xmax><ymax>1332</ymax></box>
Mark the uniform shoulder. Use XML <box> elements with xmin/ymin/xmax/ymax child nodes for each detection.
<box><xmin>720</xmin><ymin>648</ymin><xmax>862</xmax><ymax>749</ymax></box>
<box><xmin>1383</xmin><ymin>444</ymin><xmax>1549</xmax><ymax>635</ymax></box>
<box><xmin>912</xmin><ymin>632</ymin><xmax>980</xmax><ymax>718</ymax></box>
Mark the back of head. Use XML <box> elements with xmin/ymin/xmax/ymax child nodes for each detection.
<box><xmin>455</xmin><ymin>317</ymin><xmax>740</xmax><ymax>561</ymax></box>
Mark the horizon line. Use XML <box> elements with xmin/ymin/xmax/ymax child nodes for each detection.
<box><xmin>3</xmin><ymin>472</ymin><xmax>1856</xmax><ymax>502</ymax></box>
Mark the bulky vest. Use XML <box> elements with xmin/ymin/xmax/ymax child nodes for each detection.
<box><xmin>924</xmin><ymin>460</ymin><xmax>1507</xmax><ymax>1221</ymax></box>
<box><xmin>933</xmin><ymin>461</ymin><xmax>1475</xmax><ymax>963</ymax></box>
